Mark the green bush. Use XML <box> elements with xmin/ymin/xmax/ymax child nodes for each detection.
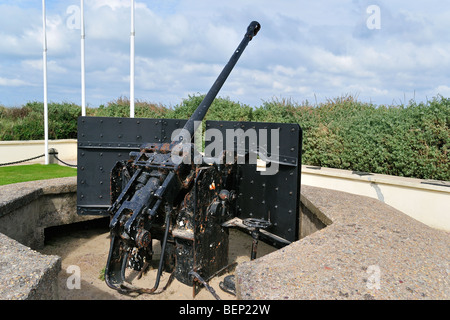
<box><xmin>0</xmin><ymin>101</ymin><xmax>80</xmax><ymax>140</ymax></box>
<box><xmin>1</xmin><ymin>95</ymin><xmax>448</xmax><ymax>181</ymax></box>
<box><xmin>93</xmin><ymin>96</ymin><xmax>170</xmax><ymax>119</ymax></box>
<box><xmin>294</xmin><ymin>96</ymin><xmax>449</xmax><ymax>180</ymax></box>
<box><xmin>248</xmin><ymin>94</ymin><xmax>449</xmax><ymax>180</ymax></box>
<box><xmin>94</xmin><ymin>97</ymin><xmax>131</xmax><ymax>118</ymax></box>
<box><xmin>167</xmin><ymin>94</ymin><xmax>253</xmax><ymax>122</ymax></box>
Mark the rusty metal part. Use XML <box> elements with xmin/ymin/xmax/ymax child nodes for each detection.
<box><xmin>136</xmin><ymin>229</ymin><xmax>151</xmax><ymax>249</ymax></box>
<box><xmin>172</xmin><ymin>165</ymin><xmax>236</xmax><ymax>286</ymax></box>
<box><xmin>189</xmin><ymin>270</ymin><xmax>222</xmax><ymax>300</ymax></box>
<box><xmin>243</xmin><ymin>218</ymin><xmax>272</xmax><ymax>260</ymax></box>
<box><xmin>105</xmin><ymin>207</ymin><xmax>172</xmax><ymax>295</ymax></box>
<box><xmin>219</xmin><ymin>275</ymin><xmax>236</xmax><ymax>296</ymax></box>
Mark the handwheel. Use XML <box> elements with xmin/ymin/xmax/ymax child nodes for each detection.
<box><xmin>243</xmin><ymin>218</ymin><xmax>272</xmax><ymax>230</ymax></box>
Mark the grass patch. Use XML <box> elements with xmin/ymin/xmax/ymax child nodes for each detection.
<box><xmin>0</xmin><ymin>164</ymin><xmax>77</xmax><ymax>186</ymax></box>
<box><xmin>98</xmin><ymin>267</ymin><xmax>106</xmax><ymax>281</ymax></box>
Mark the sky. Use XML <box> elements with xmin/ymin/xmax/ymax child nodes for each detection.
<box><xmin>1</xmin><ymin>0</ymin><xmax>450</xmax><ymax>109</ymax></box>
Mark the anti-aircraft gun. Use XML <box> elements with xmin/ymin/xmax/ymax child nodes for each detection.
<box><xmin>76</xmin><ymin>21</ymin><xmax>302</xmax><ymax>297</ymax></box>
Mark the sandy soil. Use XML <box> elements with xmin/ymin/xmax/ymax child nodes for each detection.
<box><xmin>40</xmin><ymin>218</ymin><xmax>277</xmax><ymax>300</ymax></box>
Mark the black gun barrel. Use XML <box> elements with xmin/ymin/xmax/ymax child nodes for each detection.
<box><xmin>176</xmin><ymin>21</ymin><xmax>260</xmax><ymax>142</ymax></box>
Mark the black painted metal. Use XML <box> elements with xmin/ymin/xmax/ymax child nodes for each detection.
<box><xmin>77</xmin><ymin>117</ymin><xmax>186</xmax><ymax>215</ymax></box>
<box><xmin>205</xmin><ymin>120</ymin><xmax>302</xmax><ymax>243</ymax></box>
<box><xmin>77</xmin><ymin>117</ymin><xmax>302</xmax><ymax>242</ymax></box>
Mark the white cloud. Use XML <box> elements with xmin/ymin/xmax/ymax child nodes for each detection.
<box><xmin>1</xmin><ymin>1</ymin><xmax>450</xmax><ymax>108</ymax></box>
<box><xmin>0</xmin><ymin>77</ymin><xmax>31</xmax><ymax>87</ymax></box>
<box><xmin>433</xmin><ymin>85</ymin><xmax>450</xmax><ymax>97</ymax></box>
<box><xmin>89</xmin><ymin>0</ymin><xmax>131</xmax><ymax>10</ymax></box>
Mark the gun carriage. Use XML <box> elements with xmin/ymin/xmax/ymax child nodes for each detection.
<box><xmin>77</xmin><ymin>21</ymin><xmax>302</xmax><ymax>297</ymax></box>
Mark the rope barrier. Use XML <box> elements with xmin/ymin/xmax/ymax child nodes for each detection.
<box><xmin>0</xmin><ymin>152</ymin><xmax>77</xmax><ymax>168</ymax></box>
<box><xmin>51</xmin><ymin>153</ymin><xmax>78</xmax><ymax>168</ymax></box>
<box><xmin>0</xmin><ymin>154</ymin><xmax>45</xmax><ymax>167</ymax></box>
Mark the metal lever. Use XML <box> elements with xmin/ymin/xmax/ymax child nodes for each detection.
<box><xmin>243</xmin><ymin>218</ymin><xmax>272</xmax><ymax>260</ymax></box>
<box><xmin>218</xmin><ymin>217</ymin><xmax>271</xmax><ymax>297</ymax></box>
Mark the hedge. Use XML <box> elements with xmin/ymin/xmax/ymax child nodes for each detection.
<box><xmin>0</xmin><ymin>94</ymin><xmax>448</xmax><ymax>181</ymax></box>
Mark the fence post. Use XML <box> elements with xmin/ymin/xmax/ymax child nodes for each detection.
<box><xmin>48</xmin><ymin>148</ymin><xmax>58</xmax><ymax>164</ymax></box>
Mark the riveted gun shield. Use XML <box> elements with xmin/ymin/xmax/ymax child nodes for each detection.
<box><xmin>76</xmin><ymin>21</ymin><xmax>303</xmax><ymax>296</ymax></box>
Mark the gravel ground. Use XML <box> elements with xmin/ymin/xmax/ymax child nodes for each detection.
<box><xmin>39</xmin><ymin>219</ymin><xmax>276</xmax><ymax>300</ymax></box>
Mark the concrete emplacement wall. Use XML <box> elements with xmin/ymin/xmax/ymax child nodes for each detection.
<box><xmin>0</xmin><ymin>177</ymin><xmax>99</xmax><ymax>299</ymax></box>
<box><xmin>0</xmin><ymin>176</ymin><xmax>448</xmax><ymax>300</ymax></box>
<box><xmin>0</xmin><ymin>176</ymin><xmax>322</xmax><ymax>300</ymax></box>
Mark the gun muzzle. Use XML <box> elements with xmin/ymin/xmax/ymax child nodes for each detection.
<box><xmin>246</xmin><ymin>21</ymin><xmax>261</xmax><ymax>39</ymax></box>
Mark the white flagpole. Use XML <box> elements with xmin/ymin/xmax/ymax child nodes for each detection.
<box><xmin>130</xmin><ymin>0</ymin><xmax>135</xmax><ymax>118</ymax></box>
<box><xmin>81</xmin><ymin>0</ymin><xmax>86</xmax><ymax>116</ymax></box>
<box><xmin>42</xmin><ymin>0</ymin><xmax>49</xmax><ymax>165</ymax></box>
